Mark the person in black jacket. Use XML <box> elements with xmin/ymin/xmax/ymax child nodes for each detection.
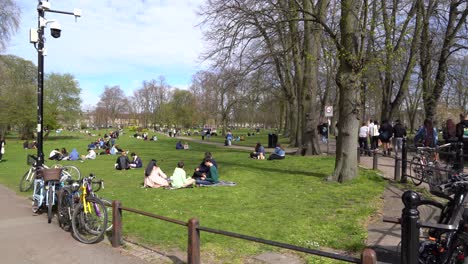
<box><xmin>115</xmin><ymin>151</ymin><xmax>131</xmax><ymax>170</ymax></box>
<box><xmin>392</xmin><ymin>120</ymin><xmax>406</xmax><ymax>157</ymax></box>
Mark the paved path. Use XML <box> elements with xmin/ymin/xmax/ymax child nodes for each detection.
<box><xmin>0</xmin><ymin>184</ymin><xmax>150</xmax><ymax>264</ymax></box>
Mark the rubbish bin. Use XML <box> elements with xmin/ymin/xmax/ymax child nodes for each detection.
<box><xmin>268</xmin><ymin>133</ymin><xmax>273</xmax><ymax>148</ymax></box>
<box><xmin>272</xmin><ymin>134</ymin><xmax>278</xmax><ymax>147</ymax></box>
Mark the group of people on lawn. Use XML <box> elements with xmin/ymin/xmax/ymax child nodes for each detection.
<box><xmin>143</xmin><ymin>152</ymin><xmax>219</xmax><ymax>189</ymax></box>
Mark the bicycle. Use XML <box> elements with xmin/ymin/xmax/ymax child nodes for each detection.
<box><xmin>57</xmin><ymin>176</ymin><xmax>112</xmax><ymax>232</ymax></box>
<box><xmin>418</xmin><ymin>174</ymin><xmax>468</xmax><ymax>264</ymax></box>
<box><xmin>20</xmin><ymin>155</ymin><xmax>81</xmax><ymax>192</ymax></box>
<box><xmin>70</xmin><ymin>174</ymin><xmax>108</xmax><ymax>244</ymax></box>
<box><xmin>31</xmin><ymin>168</ymin><xmax>63</xmax><ymax>223</ymax></box>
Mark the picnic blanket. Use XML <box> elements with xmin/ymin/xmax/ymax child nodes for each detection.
<box><xmin>199</xmin><ymin>180</ymin><xmax>237</xmax><ymax>187</ymax></box>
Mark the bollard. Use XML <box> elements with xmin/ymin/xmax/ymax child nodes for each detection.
<box><xmin>357</xmin><ymin>147</ymin><xmax>361</xmax><ymax>163</ymax></box>
<box><xmin>187</xmin><ymin>218</ymin><xmax>200</xmax><ymax>264</ymax></box>
<box><xmin>372</xmin><ymin>151</ymin><xmax>378</xmax><ymax>170</ymax></box>
<box><xmin>394</xmin><ymin>157</ymin><xmax>401</xmax><ymax>181</ymax></box>
<box><xmin>112</xmin><ymin>200</ymin><xmax>123</xmax><ymax>247</ymax></box>
<box><xmin>401</xmin><ymin>191</ymin><xmax>421</xmax><ymax>264</ymax></box>
<box><xmin>401</xmin><ymin>137</ymin><xmax>408</xmax><ymax>183</ymax></box>
<box><xmin>361</xmin><ymin>248</ymin><xmax>377</xmax><ymax>264</ymax></box>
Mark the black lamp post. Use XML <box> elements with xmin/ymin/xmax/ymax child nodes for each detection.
<box><xmin>32</xmin><ymin>1</ymin><xmax>81</xmax><ymax>167</ymax></box>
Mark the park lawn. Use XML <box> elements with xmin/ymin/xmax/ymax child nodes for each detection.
<box><xmin>184</xmin><ymin>128</ymin><xmax>290</xmax><ymax>149</ymax></box>
<box><xmin>0</xmin><ymin>130</ymin><xmax>386</xmax><ymax>263</ymax></box>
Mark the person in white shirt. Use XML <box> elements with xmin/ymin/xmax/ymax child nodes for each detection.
<box><xmin>358</xmin><ymin>122</ymin><xmax>371</xmax><ymax>156</ymax></box>
<box><xmin>81</xmin><ymin>148</ymin><xmax>96</xmax><ymax>160</ymax></box>
<box><xmin>368</xmin><ymin>120</ymin><xmax>375</xmax><ymax>149</ymax></box>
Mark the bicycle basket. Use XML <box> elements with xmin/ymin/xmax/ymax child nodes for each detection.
<box><xmin>27</xmin><ymin>154</ymin><xmax>37</xmax><ymax>165</ymax></box>
<box><xmin>41</xmin><ymin>168</ymin><xmax>62</xmax><ymax>182</ymax></box>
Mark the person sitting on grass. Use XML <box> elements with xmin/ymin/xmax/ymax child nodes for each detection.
<box><xmin>195</xmin><ymin>158</ymin><xmax>219</xmax><ymax>186</ymax></box>
<box><xmin>69</xmin><ymin>148</ymin><xmax>79</xmax><ymax>161</ymax></box>
<box><xmin>250</xmin><ymin>143</ymin><xmax>265</xmax><ymax>159</ymax></box>
<box><xmin>81</xmin><ymin>148</ymin><xmax>96</xmax><ymax>160</ymax></box>
<box><xmin>143</xmin><ymin>159</ymin><xmax>170</xmax><ymax>188</ymax></box>
<box><xmin>129</xmin><ymin>152</ymin><xmax>143</xmax><ymax>168</ymax></box>
<box><xmin>170</xmin><ymin>161</ymin><xmax>195</xmax><ymax>188</ymax></box>
<box><xmin>268</xmin><ymin>143</ymin><xmax>285</xmax><ymax>160</ymax></box>
<box><xmin>176</xmin><ymin>140</ymin><xmax>184</xmax><ymax>150</ymax></box>
<box><xmin>49</xmin><ymin>148</ymin><xmax>63</xmax><ymax>161</ymax></box>
<box><xmin>192</xmin><ymin>152</ymin><xmax>218</xmax><ymax>179</ymax></box>
<box><xmin>115</xmin><ymin>151</ymin><xmax>131</xmax><ymax>170</ymax></box>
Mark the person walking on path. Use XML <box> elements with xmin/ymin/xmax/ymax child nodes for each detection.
<box><xmin>0</xmin><ymin>137</ymin><xmax>5</xmax><ymax>162</ymax></box>
<box><xmin>379</xmin><ymin>120</ymin><xmax>393</xmax><ymax>156</ymax></box>
<box><xmin>392</xmin><ymin>120</ymin><xmax>406</xmax><ymax>157</ymax></box>
<box><xmin>358</xmin><ymin>122</ymin><xmax>371</xmax><ymax>156</ymax></box>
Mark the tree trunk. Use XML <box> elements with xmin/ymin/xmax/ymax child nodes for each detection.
<box><xmin>332</xmin><ymin>0</ymin><xmax>363</xmax><ymax>182</ymax></box>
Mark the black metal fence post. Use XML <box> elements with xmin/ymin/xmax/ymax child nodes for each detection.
<box><xmin>357</xmin><ymin>147</ymin><xmax>361</xmax><ymax>163</ymax></box>
<box><xmin>401</xmin><ymin>191</ymin><xmax>420</xmax><ymax>264</ymax></box>
<box><xmin>401</xmin><ymin>137</ymin><xmax>408</xmax><ymax>183</ymax></box>
<box><xmin>112</xmin><ymin>200</ymin><xmax>123</xmax><ymax>247</ymax></box>
<box><xmin>394</xmin><ymin>157</ymin><xmax>401</xmax><ymax>181</ymax></box>
<box><xmin>373</xmin><ymin>151</ymin><xmax>378</xmax><ymax>170</ymax></box>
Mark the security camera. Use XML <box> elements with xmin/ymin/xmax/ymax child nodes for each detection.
<box><xmin>49</xmin><ymin>21</ymin><xmax>61</xmax><ymax>38</ymax></box>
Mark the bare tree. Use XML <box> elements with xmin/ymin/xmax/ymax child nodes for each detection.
<box><xmin>0</xmin><ymin>0</ymin><xmax>21</xmax><ymax>51</ymax></box>
<box><xmin>96</xmin><ymin>86</ymin><xmax>129</xmax><ymax>127</ymax></box>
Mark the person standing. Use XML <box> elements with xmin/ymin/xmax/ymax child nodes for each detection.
<box><xmin>358</xmin><ymin>122</ymin><xmax>370</xmax><ymax>156</ymax></box>
<box><xmin>368</xmin><ymin>120</ymin><xmax>375</xmax><ymax>150</ymax></box>
<box><xmin>371</xmin><ymin>121</ymin><xmax>380</xmax><ymax>151</ymax></box>
<box><xmin>0</xmin><ymin>138</ymin><xmax>5</xmax><ymax>162</ymax></box>
<box><xmin>379</xmin><ymin>120</ymin><xmax>394</xmax><ymax>156</ymax></box>
<box><xmin>392</xmin><ymin>120</ymin><xmax>407</xmax><ymax>157</ymax></box>
<box><xmin>455</xmin><ymin>113</ymin><xmax>468</xmax><ymax>162</ymax></box>
<box><xmin>414</xmin><ymin>119</ymin><xmax>438</xmax><ymax>148</ymax></box>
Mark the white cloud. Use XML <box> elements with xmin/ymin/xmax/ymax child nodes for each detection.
<box><xmin>5</xmin><ymin>0</ymin><xmax>207</xmax><ymax>107</ymax></box>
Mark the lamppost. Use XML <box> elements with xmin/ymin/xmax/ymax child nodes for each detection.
<box><xmin>29</xmin><ymin>1</ymin><xmax>81</xmax><ymax>167</ymax></box>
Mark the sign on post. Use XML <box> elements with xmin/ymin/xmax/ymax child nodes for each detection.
<box><xmin>324</xmin><ymin>106</ymin><xmax>333</xmax><ymax>117</ymax></box>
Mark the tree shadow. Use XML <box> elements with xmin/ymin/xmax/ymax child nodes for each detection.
<box><xmin>44</xmin><ymin>136</ymin><xmax>80</xmax><ymax>141</ymax></box>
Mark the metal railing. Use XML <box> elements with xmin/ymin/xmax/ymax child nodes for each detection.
<box><xmin>110</xmin><ymin>201</ymin><xmax>377</xmax><ymax>264</ymax></box>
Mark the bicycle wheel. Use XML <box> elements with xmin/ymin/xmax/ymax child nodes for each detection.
<box><xmin>411</xmin><ymin>157</ymin><xmax>424</xmax><ymax>186</ymax></box>
<box><xmin>19</xmin><ymin>168</ymin><xmax>35</xmax><ymax>192</ymax></box>
<box><xmin>101</xmin><ymin>198</ymin><xmax>113</xmax><ymax>232</ymax></box>
<box><xmin>61</xmin><ymin>166</ymin><xmax>81</xmax><ymax>181</ymax></box>
<box><xmin>71</xmin><ymin>197</ymin><xmax>107</xmax><ymax>244</ymax></box>
<box><xmin>47</xmin><ymin>184</ymin><xmax>54</xmax><ymax>223</ymax></box>
<box><xmin>57</xmin><ymin>188</ymin><xmax>73</xmax><ymax>231</ymax></box>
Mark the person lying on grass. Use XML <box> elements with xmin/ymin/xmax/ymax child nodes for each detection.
<box><xmin>143</xmin><ymin>159</ymin><xmax>170</xmax><ymax>188</ymax></box>
<box><xmin>195</xmin><ymin>158</ymin><xmax>219</xmax><ymax>186</ymax></box>
<box><xmin>170</xmin><ymin>161</ymin><xmax>195</xmax><ymax>188</ymax></box>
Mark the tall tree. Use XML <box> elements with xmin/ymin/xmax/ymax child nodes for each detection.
<box><xmin>96</xmin><ymin>86</ymin><xmax>128</xmax><ymax>127</ymax></box>
<box><xmin>0</xmin><ymin>55</ymin><xmax>36</xmax><ymax>139</ymax></box>
<box><xmin>44</xmin><ymin>73</ymin><xmax>82</xmax><ymax>129</ymax></box>
<box><xmin>0</xmin><ymin>0</ymin><xmax>21</xmax><ymax>51</ymax></box>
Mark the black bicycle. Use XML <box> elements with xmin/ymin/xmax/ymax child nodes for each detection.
<box><xmin>418</xmin><ymin>174</ymin><xmax>468</xmax><ymax>264</ymax></box>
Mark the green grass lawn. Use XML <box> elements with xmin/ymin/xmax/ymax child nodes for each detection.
<box><xmin>184</xmin><ymin>128</ymin><xmax>290</xmax><ymax>149</ymax></box>
<box><xmin>0</xmin><ymin>129</ymin><xmax>386</xmax><ymax>263</ymax></box>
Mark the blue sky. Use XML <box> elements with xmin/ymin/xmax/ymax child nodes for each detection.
<box><xmin>5</xmin><ymin>0</ymin><xmax>206</xmax><ymax>109</ymax></box>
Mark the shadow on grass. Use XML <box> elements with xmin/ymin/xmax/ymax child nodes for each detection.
<box><xmin>44</xmin><ymin>136</ymin><xmax>81</xmax><ymax>141</ymax></box>
<box><xmin>221</xmin><ymin>160</ymin><xmax>328</xmax><ymax>178</ymax></box>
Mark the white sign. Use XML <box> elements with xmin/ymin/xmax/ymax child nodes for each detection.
<box><xmin>325</xmin><ymin>106</ymin><xmax>333</xmax><ymax>117</ymax></box>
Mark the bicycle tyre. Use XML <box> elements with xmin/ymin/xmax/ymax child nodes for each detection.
<box><xmin>61</xmin><ymin>166</ymin><xmax>81</xmax><ymax>181</ymax></box>
<box><xmin>411</xmin><ymin>157</ymin><xmax>423</xmax><ymax>186</ymax></box>
<box><xmin>19</xmin><ymin>168</ymin><xmax>35</xmax><ymax>192</ymax></box>
<box><xmin>47</xmin><ymin>184</ymin><xmax>54</xmax><ymax>223</ymax></box>
<box><xmin>101</xmin><ymin>198</ymin><xmax>113</xmax><ymax>232</ymax></box>
<box><xmin>57</xmin><ymin>188</ymin><xmax>72</xmax><ymax>231</ymax></box>
<box><xmin>71</xmin><ymin>197</ymin><xmax>107</xmax><ymax>244</ymax></box>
